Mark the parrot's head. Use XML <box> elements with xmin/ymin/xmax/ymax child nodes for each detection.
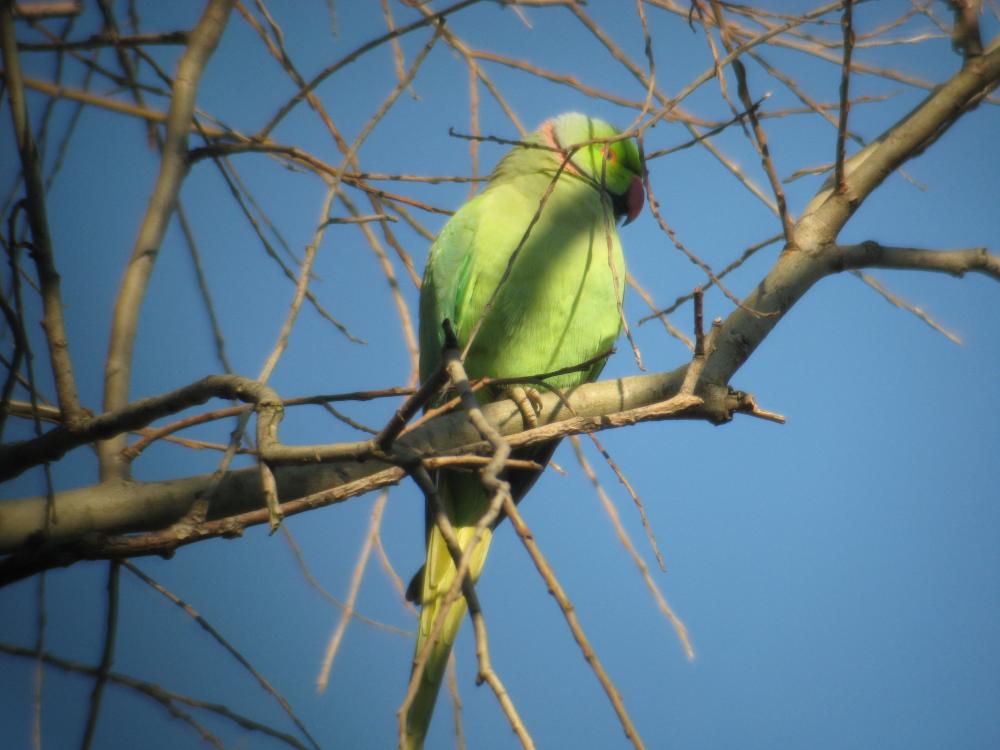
<box><xmin>540</xmin><ymin>112</ymin><xmax>646</xmax><ymax>225</ymax></box>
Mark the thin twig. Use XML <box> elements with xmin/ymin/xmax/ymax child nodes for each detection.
<box><xmin>193</xmin><ymin>144</ymin><xmax>365</xmax><ymax>344</ymax></box>
<box><xmin>502</xmin><ymin>494</ymin><xmax>646</xmax><ymax>749</ymax></box>
<box><xmin>599</xmin><ymin>151</ymin><xmax>644</xmax><ymax>370</ymax></box>
<box><xmin>709</xmin><ymin>1</ymin><xmax>796</xmax><ymax>244</ymax></box>
<box><xmin>317</xmin><ymin>491</ymin><xmax>389</xmax><ymax>692</ymax></box>
<box><xmin>281</xmin><ymin>525</ymin><xmax>412</xmax><ymax>636</ymax></box>
<box><xmin>18</xmin><ymin>30</ymin><xmax>188</xmax><ymax>51</ymax></box>
<box><xmin>446</xmin><ymin>654</ymin><xmax>467</xmax><ymax>750</ymax></box>
<box><xmin>374</xmin><ymin>528</ymin><xmax>415</xmax><ymax>614</ymax></box>
<box><xmin>123</xmin><ymin>561</ymin><xmax>321</xmax><ymax>750</ymax></box>
<box><xmin>638</xmin><ymin>234</ymin><xmax>784</xmax><ymax>326</ymax></box>
<box><xmin>0</xmin><ymin>643</ymin><xmax>309</xmax><ymax>750</ymax></box>
<box><xmin>404</xmin><ymin>463</ymin><xmax>533</xmax><ymax>750</ymax></box>
<box><xmin>122</xmin><ymin>387</ymin><xmax>411</xmax><ymax>461</ymax></box>
<box><xmin>835</xmin><ymin>0</ymin><xmax>855</xmax><ymax>193</ymax></box>
<box><xmin>400</xmin><ymin>329</ymin><xmax>531</xmax><ymax>748</ymax></box>
<box><xmin>570</xmin><ymin>437</ymin><xmax>693</xmax><ymax>658</ymax></box>
<box><xmin>380</xmin><ymin>0</ymin><xmax>417</xmax><ymax>97</ymax></box>
<box><xmin>32</xmin><ymin>573</ymin><xmax>46</xmax><ymax>750</ymax></box>
<box><xmin>412</xmin><ymin>9</ymin><xmax>526</xmax><ymax>136</ymax></box>
<box><xmin>176</xmin><ymin>203</ymin><xmax>235</xmax><ymax>374</ymax></box>
<box><xmin>644</xmin><ymin>94</ymin><xmax>768</xmax><ymax>159</ymax></box>
<box><xmin>256</xmin><ymin>0</ymin><xmax>480</xmax><ymax>139</ymax></box>
<box><xmin>851</xmin><ymin>270</ymin><xmax>962</xmax><ymax>344</ymax></box>
<box><xmin>339</xmin><ymin>193</ymin><xmax>420</xmax><ymax>386</ymax></box>
<box><xmin>640</xmin><ymin>153</ymin><xmax>774</xmax><ymax>317</ymax></box>
<box><xmin>585</xmin><ymin>432</ymin><xmax>667</xmax><ymax>570</ymax></box>
<box><xmin>466</xmin><ymin>56</ymin><xmax>481</xmax><ymax>196</ymax></box>
<box><xmin>80</xmin><ymin>561</ymin><xmax>120</xmax><ymax>750</ymax></box>
<box><xmin>1</xmin><ymin>5</ymin><xmax>85</xmax><ymax>427</ymax></box>
<box><xmin>626</xmin><ymin>273</ymin><xmax>694</xmax><ymax>349</ymax></box>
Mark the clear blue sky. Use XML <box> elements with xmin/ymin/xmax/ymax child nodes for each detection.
<box><xmin>2</xmin><ymin>2</ymin><xmax>999</xmax><ymax>749</ymax></box>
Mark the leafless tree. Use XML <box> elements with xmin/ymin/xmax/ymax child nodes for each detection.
<box><xmin>1</xmin><ymin>1</ymin><xmax>997</xmax><ymax>748</ymax></box>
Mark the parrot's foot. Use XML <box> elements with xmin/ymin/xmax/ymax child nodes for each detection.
<box><xmin>507</xmin><ymin>385</ymin><xmax>543</xmax><ymax>429</ymax></box>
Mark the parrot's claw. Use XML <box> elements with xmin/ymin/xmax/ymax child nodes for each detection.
<box><xmin>508</xmin><ymin>385</ymin><xmax>543</xmax><ymax>429</ymax></box>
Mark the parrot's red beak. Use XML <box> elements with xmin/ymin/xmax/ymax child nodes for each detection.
<box><xmin>623</xmin><ymin>174</ymin><xmax>645</xmax><ymax>225</ymax></box>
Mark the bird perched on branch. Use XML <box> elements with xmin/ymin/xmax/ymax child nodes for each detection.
<box><xmin>404</xmin><ymin>112</ymin><xmax>645</xmax><ymax>748</ymax></box>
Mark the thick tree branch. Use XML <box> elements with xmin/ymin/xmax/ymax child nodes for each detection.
<box><xmin>801</xmin><ymin>38</ymin><xmax>1000</xmax><ymax>238</ymax></box>
<box><xmin>0</xmin><ymin>366</ymin><xmax>735</xmax><ymax>559</ymax></box>
<box><xmin>835</xmin><ymin>242</ymin><xmax>1000</xmax><ymax>281</ymax></box>
<box><xmin>948</xmin><ymin>0</ymin><xmax>984</xmax><ymax>59</ymax></box>
<box><xmin>701</xmin><ymin>36</ymin><xmax>1000</xmax><ymax>386</ymax></box>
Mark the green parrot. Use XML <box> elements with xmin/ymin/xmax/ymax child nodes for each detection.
<box><xmin>404</xmin><ymin>112</ymin><xmax>645</xmax><ymax>748</ymax></box>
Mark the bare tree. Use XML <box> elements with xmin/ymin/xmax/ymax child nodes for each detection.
<box><xmin>1</xmin><ymin>1</ymin><xmax>998</xmax><ymax>748</ymax></box>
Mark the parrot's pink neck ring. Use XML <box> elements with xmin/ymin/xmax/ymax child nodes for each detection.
<box><xmin>540</xmin><ymin>121</ymin><xmax>584</xmax><ymax>178</ymax></box>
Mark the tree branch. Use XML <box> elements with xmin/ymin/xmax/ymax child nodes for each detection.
<box><xmin>18</xmin><ymin>30</ymin><xmax>189</xmax><ymax>51</ymax></box>
<box><xmin>802</xmin><ymin>38</ymin><xmax>1000</xmax><ymax>235</ymax></box>
<box><xmin>0</xmin><ymin>375</ymin><xmax>282</xmax><ymax>483</ymax></box>
<box><xmin>0</xmin><ymin>366</ymin><xmax>742</xmax><ymax>564</ymax></box>
<box><xmin>835</xmin><ymin>242</ymin><xmax>1000</xmax><ymax>281</ymax></box>
<box><xmin>98</xmin><ymin>0</ymin><xmax>234</xmax><ymax>481</ymax></box>
<box><xmin>701</xmin><ymin>36</ymin><xmax>1000</xmax><ymax>386</ymax></box>
<box><xmin>1</xmin><ymin>3</ymin><xmax>85</xmax><ymax>428</ymax></box>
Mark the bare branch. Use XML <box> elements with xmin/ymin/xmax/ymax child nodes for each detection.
<box><xmin>316</xmin><ymin>492</ymin><xmax>387</xmax><ymax>692</ymax></box>
<box><xmin>836</xmin><ymin>242</ymin><xmax>1000</xmax><ymax>281</ymax></box>
<box><xmin>339</xmin><ymin>193</ymin><xmax>420</xmax><ymax>385</ymax></box>
<box><xmin>80</xmin><ymin>561</ymin><xmax>120</xmax><ymax>750</ymax></box>
<box><xmin>627</xmin><ymin>274</ymin><xmax>694</xmax><ymax>350</ymax></box>
<box><xmin>570</xmin><ymin>437</ymin><xmax>693</xmax><ymax>657</ymax></box>
<box><xmin>852</xmin><ymin>270</ymin><xmax>963</xmax><ymax>345</ymax></box>
<box><xmin>0</xmin><ymin>642</ymin><xmax>311</xmax><ymax>750</ymax></box>
<box><xmin>123</xmin><ymin>561</ymin><xmax>321</xmax><ymax>750</ymax></box>
<box><xmin>98</xmin><ymin>0</ymin><xmax>235</xmax><ymax>481</ymax></box>
<box><xmin>10</xmin><ymin>2</ymin><xmax>81</xmax><ymax>21</ymax></box>
<box><xmin>1</xmin><ymin>4</ymin><xmax>85</xmax><ymax>427</ymax></box>
<box><xmin>502</xmin><ymin>492</ymin><xmax>646</xmax><ymax>749</ymax></box>
<box><xmin>0</xmin><ymin>363</ymin><xmax>766</xmax><ymax>570</ymax></box>
<box><xmin>402</xmin><ymin>463</ymin><xmax>531</xmax><ymax>750</ymax></box>
<box><xmin>949</xmin><ymin>0</ymin><xmax>984</xmax><ymax>58</ymax></box>
<box><xmin>256</xmin><ymin>0</ymin><xmax>480</xmax><ymax>140</ymax></box>
<box><xmin>18</xmin><ymin>29</ymin><xmax>188</xmax><ymax>51</ymax></box>
<box><xmin>702</xmin><ymin>40</ymin><xmax>1000</xmax><ymax>385</ymax></box>
<box><xmin>0</xmin><ymin>374</ymin><xmax>281</xmax><ymax>482</ymax></box>
<box><xmin>282</xmin><ymin>525</ymin><xmax>412</xmax><ymax>636</ymax></box>
<box><xmin>834</xmin><ymin>0</ymin><xmax>855</xmax><ymax>193</ymax></box>
<box><xmin>9</xmin><ymin>73</ymin><xmax>227</xmax><ymax>135</ymax></box>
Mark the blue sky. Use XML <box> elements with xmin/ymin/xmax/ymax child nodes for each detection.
<box><xmin>1</xmin><ymin>2</ymin><xmax>999</xmax><ymax>749</ymax></box>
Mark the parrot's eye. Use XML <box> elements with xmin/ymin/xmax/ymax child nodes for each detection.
<box><xmin>602</xmin><ymin>146</ymin><xmax>616</xmax><ymax>162</ymax></box>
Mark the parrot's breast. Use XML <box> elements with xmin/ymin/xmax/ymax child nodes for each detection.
<box><xmin>466</xmin><ymin>176</ymin><xmax>626</xmax><ymax>389</ymax></box>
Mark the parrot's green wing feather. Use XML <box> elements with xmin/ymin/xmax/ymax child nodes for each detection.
<box><xmin>418</xmin><ymin>198</ymin><xmax>480</xmax><ymax>383</ymax></box>
<box><xmin>405</xmin><ymin>113</ymin><xmax>644</xmax><ymax>749</ymax></box>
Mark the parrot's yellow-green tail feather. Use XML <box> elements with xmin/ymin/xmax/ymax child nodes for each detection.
<box><xmin>404</xmin><ymin>514</ymin><xmax>492</xmax><ymax>750</ymax></box>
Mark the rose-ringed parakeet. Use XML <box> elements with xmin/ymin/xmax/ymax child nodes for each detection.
<box><xmin>405</xmin><ymin>112</ymin><xmax>645</xmax><ymax>748</ymax></box>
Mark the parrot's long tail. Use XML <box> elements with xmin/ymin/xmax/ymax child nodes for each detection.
<box><xmin>404</xmin><ymin>473</ymin><xmax>493</xmax><ymax>750</ymax></box>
